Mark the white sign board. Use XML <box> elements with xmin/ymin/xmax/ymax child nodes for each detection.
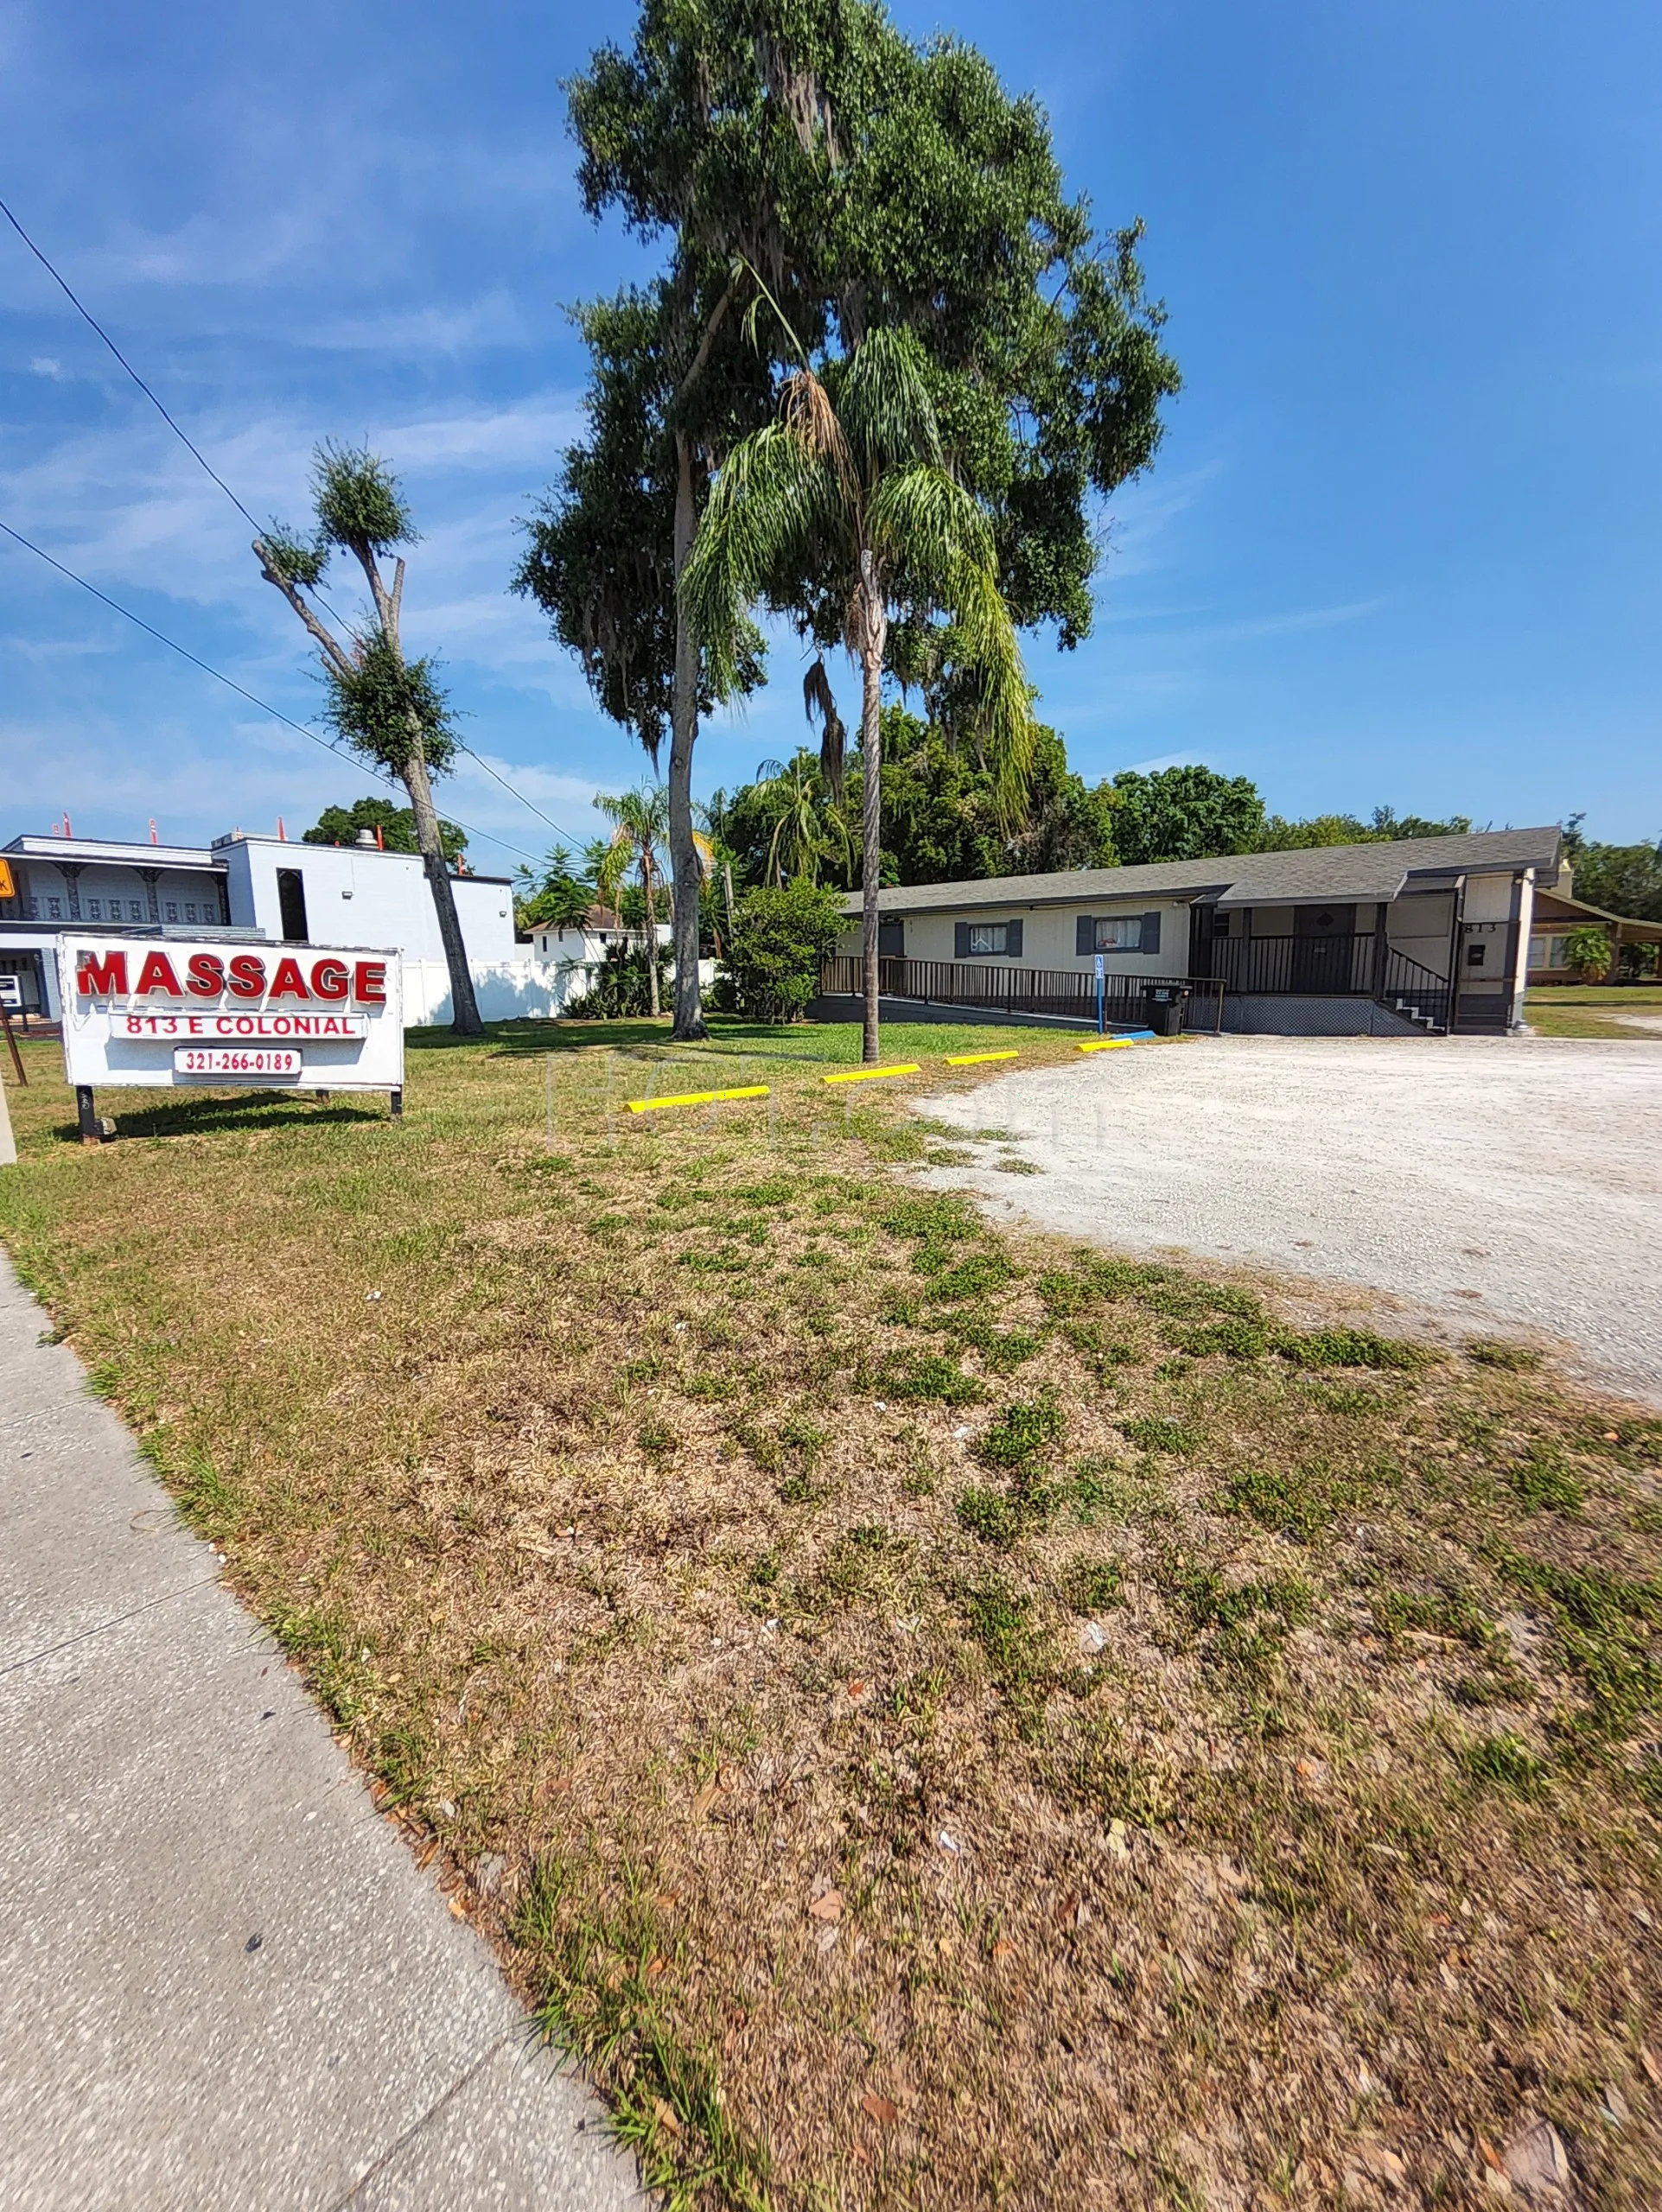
<box><xmin>1093</xmin><ymin>953</ymin><xmax>1105</xmax><ymax>981</ymax></box>
<box><xmin>58</xmin><ymin>937</ymin><xmax>404</xmax><ymax>1095</ymax></box>
<box><xmin>0</xmin><ymin>975</ymin><xmax>21</xmax><ymax>1009</ymax></box>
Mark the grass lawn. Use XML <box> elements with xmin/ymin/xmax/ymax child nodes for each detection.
<box><xmin>3</xmin><ymin>1015</ymin><xmax>1660</xmax><ymax>2209</ymax></box>
<box><xmin>1527</xmin><ymin>984</ymin><xmax>1662</xmax><ymax>1040</ymax></box>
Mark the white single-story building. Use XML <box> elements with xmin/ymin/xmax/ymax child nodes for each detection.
<box><xmin>525</xmin><ymin>903</ymin><xmax>681</xmax><ymax>1010</ymax></box>
<box><xmin>825</xmin><ymin>826</ymin><xmax>1565</xmax><ymax>1035</ymax></box>
<box><xmin>0</xmin><ymin>829</ymin><xmax>535</xmax><ymax>1025</ymax></box>
<box><xmin>0</xmin><ymin>828</ymin><xmax>713</xmax><ymax>1027</ymax></box>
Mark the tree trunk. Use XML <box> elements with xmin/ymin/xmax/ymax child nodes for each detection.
<box><xmin>644</xmin><ymin>856</ymin><xmax>662</xmax><ymax>1018</ymax></box>
<box><xmin>667</xmin><ymin>430</ymin><xmax>708</xmax><ymax>1039</ymax></box>
<box><xmin>404</xmin><ymin>741</ymin><xmax>483</xmax><ymax>1036</ymax></box>
<box><xmin>857</xmin><ymin>552</ymin><xmax>888</xmax><ymax>1065</ymax></box>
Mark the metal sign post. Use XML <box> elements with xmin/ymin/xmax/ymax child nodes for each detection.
<box><xmin>1094</xmin><ymin>951</ymin><xmax>1105</xmax><ymax>1034</ymax></box>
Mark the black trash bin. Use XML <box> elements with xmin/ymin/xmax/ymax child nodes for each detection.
<box><xmin>1143</xmin><ymin>982</ymin><xmax>1190</xmax><ymax>1036</ymax></box>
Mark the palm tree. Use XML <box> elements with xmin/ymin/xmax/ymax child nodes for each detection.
<box><xmin>594</xmin><ymin>785</ymin><xmax>671</xmax><ymax>1016</ymax></box>
<box><xmin>751</xmin><ymin>752</ymin><xmax>845</xmax><ymax>887</ymax></box>
<box><xmin>681</xmin><ymin>323</ymin><xmax>1032</xmax><ymax>1061</ymax></box>
<box><xmin>517</xmin><ymin>859</ymin><xmax>596</xmax><ymax>936</ymax></box>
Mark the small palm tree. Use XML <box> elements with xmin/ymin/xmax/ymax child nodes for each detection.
<box><xmin>682</xmin><ymin>322</ymin><xmax>1031</xmax><ymax>1061</ymax></box>
<box><xmin>593</xmin><ymin>785</ymin><xmax>676</xmax><ymax>1016</ymax></box>
<box><xmin>752</xmin><ymin>752</ymin><xmax>845</xmax><ymax>887</ymax></box>
<box><xmin>517</xmin><ymin>860</ymin><xmax>596</xmax><ymax>936</ymax></box>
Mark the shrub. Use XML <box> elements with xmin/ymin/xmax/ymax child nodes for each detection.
<box><xmin>1563</xmin><ymin>925</ymin><xmax>1611</xmax><ymax>981</ymax></box>
<box><xmin>564</xmin><ymin>940</ymin><xmax>668</xmax><ymax>1020</ymax></box>
<box><xmin>717</xmin><ymin>879</ymin><xmax>846</xmax><ymax>1022</ymax></box>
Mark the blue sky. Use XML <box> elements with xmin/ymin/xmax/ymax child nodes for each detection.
<box><xmin>2</xmin><ymin>0</ymin><xmax>1658</xmax><ymax>874</ymax></box>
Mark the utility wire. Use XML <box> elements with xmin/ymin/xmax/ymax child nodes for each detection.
<box><xmin>1</xmin><ymin>193</ymin><xmax>266</xmax><ymax>537</ymax></box>
<box><xmin>0</xmin><ymin>516</ymin><xmax>546</xmax><ymax>872</ymax></box>
<box><xmin>1</xmin><ymin>192</ymin><xmax>589</xmax><ymax>861</ymax></box>
<box><xmin>454</xmin><ymin>743</ymin><xmax>585</xmax><ymax>857</ymax></box>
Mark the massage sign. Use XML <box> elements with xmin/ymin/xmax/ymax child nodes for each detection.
<box><xmin>59</xmin><ymin>934</ymin><xmax>406</xmax><ymax>1137</ymax></box>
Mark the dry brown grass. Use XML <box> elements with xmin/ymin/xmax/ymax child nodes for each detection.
<box><xmin>3</xmin><ymin>1018</ymin><xmax>1660</xmax><ymax>2210</ymax></box>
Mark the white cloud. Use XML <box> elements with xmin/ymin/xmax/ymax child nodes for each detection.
<box><xmin>1210</xmin><ymin>598</ymin><xmax>1386</xmax><ymax>643</ymax></box>
<box><xmin>29</xmin><ymin>354</ymin><xmax>62</xmax><ymax>378</ymax></box>
<box><xmin>1117</xmin><ymin>749</ymin><xmax>1210</xmax><ymax>774</ymax></box>
<box><xmin>309</xmin><ymin>293</ymin><xmax>533</xmax><ymax>359</ymax></box>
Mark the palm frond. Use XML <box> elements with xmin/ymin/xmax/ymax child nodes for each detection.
<box><xmin>802</xmin><ymin>655</ymin><xmax>848</xmax><ymax>798</ymax></box>
<box><xmin>866</xmin><ymin>464</ymin><xmax>995</xmax><ymax>582</ymax></box>
<box><xmin>866</xmin><ymin>467</ymin><xmax>1033</xmax><ymax>830</ymax></box>
<box><xmin>837</xmin><ymin>326</ymin><xmax>941</xmax><ymax>479</ymax></box>
<box><xmin>780</xmin><ymin>370</ymin><xmax>858</xmax><ymax>507</ymax></box>
<box><xmin>945</xmin><ymin>560</ymin><xmax>1035</xmax><ymax>829</ymax></box>
<box><xmin>679</xmin><ymin>424</ymin><xmax>840</xmax><ymax>691</ymax></box>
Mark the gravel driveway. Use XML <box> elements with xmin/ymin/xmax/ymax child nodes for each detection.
<box><xmin>918</xmin><ymin>1034</ymin><xmax>1662</xmax><ymax>1405</ymax></box>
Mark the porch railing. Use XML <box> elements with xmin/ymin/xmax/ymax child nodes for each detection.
<box><xmin>1378</xmin><ymin>947</ymin><xmax>1453</xmax><ymax>1033</ymax></box>
<box><xmin>1197</xmin><ymin>931</ymin><xmax>1378</xmax><ymax>995</ymax></box>
<box><xmin>1194</xmin><ymin>931</ymin><xmax>1453</xmax><ymax>1030</ymax></box>
<box><xmin>817</xmin><ymin>955</ymin><xmax>1225</xmax><ymax>1032</ymax></box>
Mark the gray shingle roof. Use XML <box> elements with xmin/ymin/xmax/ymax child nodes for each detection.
<box><xmin>837</xmin><ymin>827</ymin><xmax>1563</xmax><ymax>917</ymax></box>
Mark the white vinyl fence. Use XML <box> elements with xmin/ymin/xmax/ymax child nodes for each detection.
<box><xmin>401</xmin><ymin>956</ymin><xmax>716</xmax><ymax>1028</ymax></box>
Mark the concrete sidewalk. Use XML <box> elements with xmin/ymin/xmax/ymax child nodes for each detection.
<box><xmin>0</xmin><ymin>1256</ymin><xmax>640</xmax><ymax>2211</ymax></box>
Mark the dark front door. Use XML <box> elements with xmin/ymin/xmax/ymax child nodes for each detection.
<box><xmin>1291</xmin><ymin>903</ymin><xmax>1355</xmax><ymax>991</ymax></box>
<box><xmin>277</xmin><ymin>868</ymin><xmax>309</xmax><ymax>943</ymax></box>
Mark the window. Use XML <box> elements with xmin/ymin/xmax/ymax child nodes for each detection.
<box><xmin>1075</xmin><ymin>911</ymin><xmax>1162</xmax><ymax>957</ymax></box>
<box><xmin>1211</xmin><ymin>911</ymin><xmax>1232</xmax><ymax>938</ymax></box>
<box><xmin>1530</xmin><ymin>935</ymin><xmax>1570</xmax><ymax>969</ymax></box>
<box><xmin>954</xmin><ymin>918</ymin><xmax>1023</xmax><ymax>959</ymax></box>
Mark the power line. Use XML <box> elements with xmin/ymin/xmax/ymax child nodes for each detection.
<box><xmin>1</xmin><ymin>194</ymin><xmax>267</xmax><ymax>538</ymax></box>
<box><xmin>2</xmin><ymin>192</ymin><xmax>590</xmax><ymax>860</ymax></box>
<box><xmin>455</xmin><ymin>743</ymin><xmax>586</xmax><ymax>857</ymax></box>
<box><xmin>0</xmin><ymin>515</ymin><xmax>547</xmax><ymax>873</ymax></box>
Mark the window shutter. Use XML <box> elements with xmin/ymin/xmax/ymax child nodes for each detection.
<box><xmin>1140</xmin><ymin>911</ymin><xmax>1162</xmax><ymax>956</ymax></box>
<box><xmin>1006</xmin><ymin>920</ymin><xmax>1023</xmax><ymax>958</ymax></box>
<box><xmin>1076</xmin><ymin>915</ymin><xmax>1094</xmax><ymax>957</ymax></box>
<box><xmin>954</xmin><ymin>922</ymin><xmax>971</xmax><ymax>959</ymax></box>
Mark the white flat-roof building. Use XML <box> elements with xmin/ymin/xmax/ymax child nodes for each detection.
<box><xmin>1</xmin><ymin>830</ymin><xmax>517</xmax><ymax>1024</ymax></box>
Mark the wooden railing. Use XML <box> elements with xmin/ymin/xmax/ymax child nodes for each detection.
<box><xmin>817</xmin><ymin>956</ymin><xmax>1225</xmax><ymax>1032</ymax></box>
